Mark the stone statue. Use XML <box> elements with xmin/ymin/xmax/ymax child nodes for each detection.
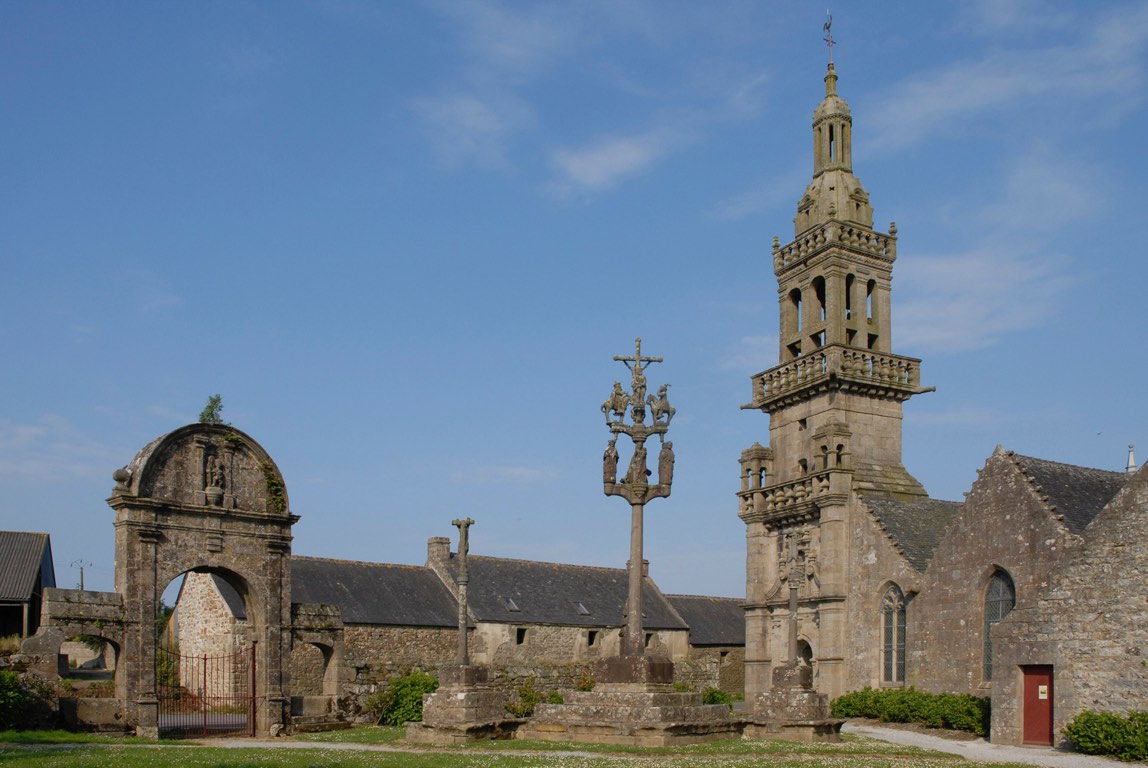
<box><xmin>603</xmin><ymin>439</ymin><xmax>619</xmax><ymax>484</ymax></box>
<box><xmin>648</xmin><ymin>384</ymin><xmax>675</xmax><ymax>426</ymax></box>
<box><xmin>658</xmin><ymin>441</ymin><xmax>675</xmax><ymax>486</ymax></box>
<box><xmin>601</xmin><ymin>381</ymin><xmax>628</xmax><ymax>424</ymax></box>
<box><xmin>206</xmin><ymin>455</ymin><xmax>224</xmax><ymax>490</ymax></box>
<box><xmin>624</xmin><ymin>444</ymin><xmax>650</xmax><ymax>484</ymax></box>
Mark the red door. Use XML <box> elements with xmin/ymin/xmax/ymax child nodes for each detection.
<box><xmin>1022</xmin><ymin>665</ymin><xmax>1054</xmax><ymax>745</ymax></box>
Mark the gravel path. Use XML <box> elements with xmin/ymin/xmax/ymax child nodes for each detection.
<box><xmin>843</xmin><ymin>722</ymin><xmax>1120</xmax><ymax>767</ymax></box>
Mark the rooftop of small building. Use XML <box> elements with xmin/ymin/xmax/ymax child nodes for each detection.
<box><xmin>0</xmin><ymin>531</ymin><xmax>55</xmax><ymax>602</ymax></box>
<box><xmin>664</xmin><ymin>594</ymin><xmax>745</xmax><ymax>646</ymax></box>
<box><xmin>291</xmin><ymin>555</ymin><xmax>458</xmax><ymax>627</ymax></box>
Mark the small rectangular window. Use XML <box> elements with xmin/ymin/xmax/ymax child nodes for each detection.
<box><xmin>587</xmin><ymin>630</ymin><xmax>598</xmax><ymax>646</ymax></box>
<box><xmin>644</xmin><ymin>632</ymin><xmax>653</xmax><ymax>648</ymax></box>
<box><xmin>501</xmin><ymin>596</ymin><xmax>520</xmax><ymax>612</ymax></box>
<box><xmin>515</xmin><ymin>627</ymin><xmax>527</xmax><ymax>645</ymax></box>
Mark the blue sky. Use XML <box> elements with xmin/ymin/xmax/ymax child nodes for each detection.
<box><xmin>3</xmin><ymin>1</ymin><xmax>1146</xmax><ymax>599</ymax></box>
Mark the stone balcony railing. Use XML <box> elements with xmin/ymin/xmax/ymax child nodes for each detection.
<box><xmin>773</xmin><ymin>222</ymin><xmax>896</xmax><ymax>273</ymax></box>
<box><xmin>744</xmin><ymin>345</ymin><xmax>925</xmax><ymax>412</ymax></box>
<box><xmin>737</xmin><ymin>470</ymin><xmax>849</xmax><ymax>525</ymax></box>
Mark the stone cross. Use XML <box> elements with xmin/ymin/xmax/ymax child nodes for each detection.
<box><xmin>452</xmin><ymin>517</ymin><xmax>474</xmax><ymax>666</ymax></box>
<box><xmin>602</xmin><ymin>339</ymin><xmax>673</xmax><ymax>659</ymax></box>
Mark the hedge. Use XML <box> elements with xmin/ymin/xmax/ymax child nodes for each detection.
<box><xmin>1063</xmin><ymin>710</ymin><xmax>1148</xmax><ymax>761</ymax></box>
<box><xmin>830</xmin><ymin>686</ymin><xmax>991</xmax><ymax>736</ymax></box>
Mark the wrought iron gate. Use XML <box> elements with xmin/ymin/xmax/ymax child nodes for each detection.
<box><xmin>157</xmin><ymin>643</ymin><xmax>255</xmax><ymax>738</ymax></box>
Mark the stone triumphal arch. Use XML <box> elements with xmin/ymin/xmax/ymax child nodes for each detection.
<box><xmin>110</xmin><ymin>423</ymin><xmax>297</xmax><ymax>737</ymax></box>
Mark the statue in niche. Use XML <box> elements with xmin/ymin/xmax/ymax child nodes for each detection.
<box><xmin>205</xmin><ymin>455</ymin><xmax>224</xmax><ymax>490</ymax></box>
<box><xmin>658</xmin><ymin>441</ymin><xmax>675</xmax><ymax>486</ymax></box>
<box><xmin>603</xmin><ymin>439</ymin><xmax>618</xmax><ymax>484</ymax></box>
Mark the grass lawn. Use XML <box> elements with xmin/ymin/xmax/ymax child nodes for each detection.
<box><xmin>0</xmin><ymin>727</ymin><xmax>1036</xmax><ymax>768</ymax></box>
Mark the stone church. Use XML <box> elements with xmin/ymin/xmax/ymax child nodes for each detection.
<box><xmin>738</xmin><ymin>60</ymin><xmax>1143</xmax><ymax>747</ymax></box>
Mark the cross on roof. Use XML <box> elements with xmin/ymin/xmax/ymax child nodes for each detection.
<box><xmin>824</xmin><ymin>12</ymin><xmax>835</xmax><ymax>64</ymax></box>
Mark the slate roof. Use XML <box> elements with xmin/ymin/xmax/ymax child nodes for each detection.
<box><xmin>665</xmin><ymin>595</ymin><xmax>745</xmax><ymax>646</ymax></box>
<box><xmin>291</xmin><ymin>556</ymin><xmax>457</xmax><ymax>627</ymax></box>
<box><xmin>0</xmin><ymin>532</ymin><xmax>55</xmax><ymax>602</ymax></box>
<box><xmin>864</xmin><ymin>498</ymin><xmax>961</xmax><ymax>572</ymax></box>
<box><xmin>442</xmin><ymin>555</ymin><xmax>689</xmax><ymax>630</ymax></box>
<box><xmin>1009</xmin><ymin>453</ymin><xmax>1127</xmax><ymax>534</ymax></box>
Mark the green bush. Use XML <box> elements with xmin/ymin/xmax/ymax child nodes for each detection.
<box><xmin>1063</xmin><ymin>710</ymin><xmax>1148</xmax><ymax>761</ymax></box>
<box><xmin>0</xmin><ymin>671</ymin><xmax>32</xmax><ymax>729</ymax></box>
<box><xmin>504</xmin><ymin>678</ymin><xmax>543</xmax><ymax>718</ymax></box>
<box><xmin>545</xmin><ymin>691</ymin><xmax>564</xmax><ymax>705</ymax></box>
<box><xmin>703</xmin><ymin>687</ymin><xmax>734</xmax><ymax>707</ymax></box>
<box><xmin>830</xmin><ymin>686</ymin><xmax>990</xmax><ymax>736</ymax></box>
<box><xmin>366</xmin><ymin>670</ymin><xmax>438</xmax><ymax>726</ymax></box>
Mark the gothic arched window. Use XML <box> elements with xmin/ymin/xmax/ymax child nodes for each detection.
<box><xmin>881</xmin><ymin>585</ymin><xmax>906</xmax><ymax>685</ymax></box>
<box><xmin>983</xmin><ymin>569</ymin><xmax>1016</xmax><ymax>681</ymax></box>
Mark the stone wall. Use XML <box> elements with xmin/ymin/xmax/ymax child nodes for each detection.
<box><xmin>341</xmin><ymin>625</ymin><xmax>456</xmax><ymax>692</ymax></box>
<box><xmin>842</xmin><ymin>496</ymin><xmax>925</xmax><ymax>695</ymax></box>
<box><xmin>908</xmin><ymin>452</ymin><xmax>1073</xmax><ymax>696</ymax></box>
<box><xmin>289</xmin><ymin>642</ymin><xmax>326</xmax><ymax>697</ymax></box>
<box><xmin>675</xmin><ymin>646</ymin><xmax>744</xmax><ymax>697</ymax></box>
<box><xmin>992</xmin><ymin>467</ymin><xmax>1148</xmax><ymax>745</ymax></box>
<box><xmin>176</xmin><ymin>572</ymin><xmax>249</xmax><ymax>660</ymax></box>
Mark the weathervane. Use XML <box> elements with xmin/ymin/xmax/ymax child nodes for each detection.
<box><xmin>823</xmin><ymin>11</ymin><xmax>835</xmax><ymax>64</ymax></box>
<box><xmin>600</xmin><ymin>338</ymin><xmax>675</xmax><ymax>658</ymax></box>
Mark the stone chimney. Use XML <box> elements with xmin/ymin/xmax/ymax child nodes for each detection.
<box><xmin>427</xmin><ymin>536</ymin><xmax>451</xmax><ymax>567</ymax></box>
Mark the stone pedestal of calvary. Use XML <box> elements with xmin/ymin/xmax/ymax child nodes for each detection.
<box><xmin>518</xmin><ymin>339</ymin><xmax>740</xmax><ymax>746</ymax></box>
<box><xmin>742</xmin><ymin>528</ymin><xmax>843</xmax><ymax>742</ymax></box>
<box><xmin>406</xmin><ymin>518</ymin><xmax>517</xmax><ymax>743</ymax></box>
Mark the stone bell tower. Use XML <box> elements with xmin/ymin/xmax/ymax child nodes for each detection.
<box><xmin>738</xmin><ymin>61</ymin><xmax>933</xmax><ymax>703</ymax></box>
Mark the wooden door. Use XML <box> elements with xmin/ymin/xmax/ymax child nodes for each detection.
<box><xmin>1022</xmin><ymin>665</ymin><xmax>1054</xmax><ymax>745</ymax></box>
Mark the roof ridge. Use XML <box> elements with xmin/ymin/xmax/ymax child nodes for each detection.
<box><xmin>666</xmin><ymin>593</ymin><xmax>744</xmax><ymax>602</ymax></box>
<box><xmin>468</xmin><ymin>554</ymin><xmax>625</xmax><ymax>573</ymax></box>
<box><xmin>1007</xmin><ymin>451</ymin><xmax>1125</xmax><ymax>477</ymax></box>
<box><xmin>292</xmin><ymin>554</ymin><xmax>429</xmax><ymax>571</ymax></box>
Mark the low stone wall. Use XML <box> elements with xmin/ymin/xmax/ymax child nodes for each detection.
<box><xmin>675</xmin><ymin>647</ymin><xmax>745</xmax><ymax>697</ymax></box>
<box><xmin>58</xmin><ymin>698</ymin><xmax>129</xmax><ymax>732</ymax></box>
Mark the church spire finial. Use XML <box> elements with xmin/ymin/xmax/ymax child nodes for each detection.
<box><xmin>823</xmin><ymin>12</ymin><xmax>835</xmax><ymax>66</ymax></box>
<box><xmin>1127</xmin><ymin>443</ymin><xmax>1138</xmax><ymax>473</ymax></box>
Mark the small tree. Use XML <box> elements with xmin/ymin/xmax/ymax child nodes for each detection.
<box><xmin>198</xmin><ymin>394</ymin><xmax>225</xmax><ymax>424</ymax></box>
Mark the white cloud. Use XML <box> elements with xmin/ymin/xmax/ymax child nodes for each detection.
<box><xmin>121</xmin><ymin>268</ymin><xmax>184</xmax><ymax>313</ymax></box>
<box><xmin>450</xmin><ymin>464</ymin><xmax>560</xmax><ymax>484</ymax></box>
<box><xmin>720</xmin><ymin>334</ymin><xmax>778</xmax><ymax>372</ymax></box>
<box><xmin>414</xmin><ymin>92</ymin><xmax>534</xmax><ymax>168</ymax></box>
<box><xmin>708</xmin><ymin>165</ymin><xmax>806</xmax><ymax>221</ymax></box>
<box><xmin>0</xmin><ymin>415</ymin><xmax>117</xmax><ymax>483</ymax></box>
<box><xmin>910</xmin><ymin>406</ymin><xmax>999</xmax><ymax>427</ymax></box>
<box><xmin>547</xmin><ymin>129</ymin><xmax>692</xmax><ymax>196</ymax></box>
<box><xmin>869</xmin><ymin>4</ymin><xmax>1148</xmax><ymax>151</ymax></box>
<box><xmin>434</xmin><ymin>0</ymin><xmax>582</xmax><ymax>81</ymax></box>
<box><xmin>220</xmin><ymin>45</ymin><xmax>274</xmax><ymax>78</ymax></box>
<box><xmin>895</xmin><ymin>247</ymin><xmax>1072</xmax><ymax>352</ymax></box>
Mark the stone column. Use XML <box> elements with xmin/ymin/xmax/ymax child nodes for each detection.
<box><xmin>624</xmin><ymin>501</ymin><xmax>645</xmax><ymax>658</ymax></box>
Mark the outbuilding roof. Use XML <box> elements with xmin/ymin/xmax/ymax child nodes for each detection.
<box><xmin>291</xmin><ymin>556</ymin><xmax>457</xmax><ymax>627</ymax></box>
<box><xmin>440</xmin><ymin>555</ymin><xmax>689</xmax><ymax>630</ymax></box>
<box><xmin>0</xmin><ymin>532</ymin><xmax>55</xmax><ymax>602</ymax></box>
<box><xmin>665</xmin><ymin>594</ymin><xmax>745</xmax><ymax>646</ymax></box>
